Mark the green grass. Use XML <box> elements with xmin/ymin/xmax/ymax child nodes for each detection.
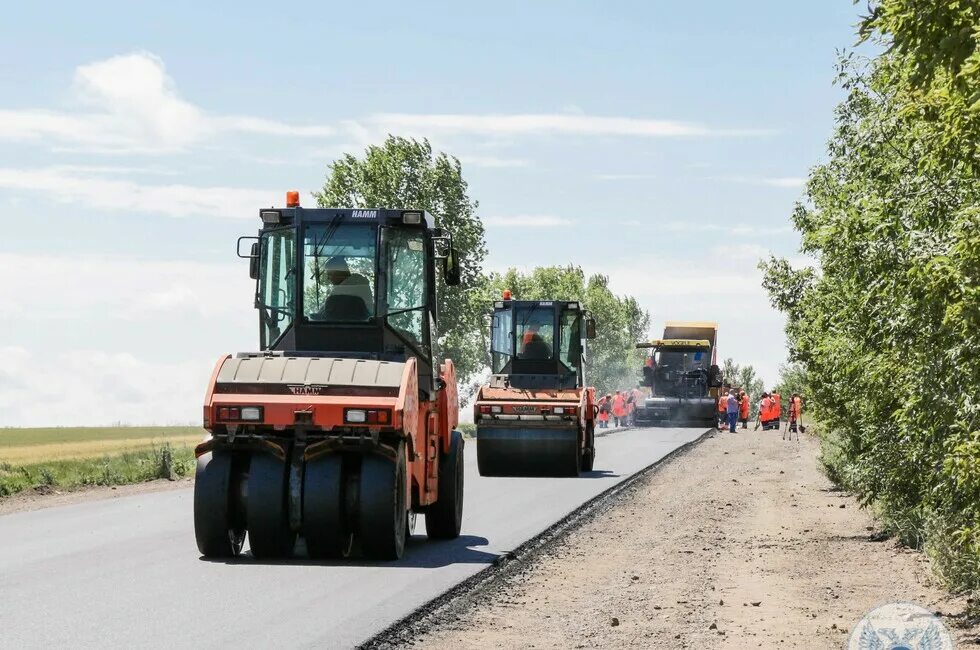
<box><xmin>0</xmin><ymin>443</ymin><xmax>196</xmax><ymax>498</ymax></box>
<box><xmin>0</xmin><ymin>426</ymin><xmax>204</xmax><ymax>447</ymax></box>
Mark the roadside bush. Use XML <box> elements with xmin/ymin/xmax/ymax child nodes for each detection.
<box><xmin>762</xmin><ymin>2</ymin><xmax>980</xmax><ymax>595</ymax></box>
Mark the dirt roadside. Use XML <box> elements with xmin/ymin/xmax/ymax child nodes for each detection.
<box><xmin>398</xmin><ymin>431</ymin><xmax>979</xmax><ymax>648</ymax></box>
<box><xmin>0</xmin><ymin>477</ymin><xmax>192</xmax><ymax>516</ymax></box>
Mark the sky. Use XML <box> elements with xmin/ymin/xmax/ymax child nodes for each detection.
<box><xmin>0</xmin><ymin>1</ymin><xmax>865</xmax><ymax>427</ymax></box>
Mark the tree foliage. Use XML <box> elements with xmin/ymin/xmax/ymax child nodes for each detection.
<box><xmin>762</xmin><ymin>1</ymin><xmax>980</xmax><ymax>592</ymax></box>
<box><xmin>482</xmin><ymin>265</ymin><xmax>651</xmax><ymax>395</ymax></box>
<box><xmin>314</xmin><ymin>136</ymin><xmax>488</xmax><ymax>381</ymax></box>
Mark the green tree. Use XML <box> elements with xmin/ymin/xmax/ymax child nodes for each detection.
<box><xmin>483</xmin><ymin>265</ymin><xmax>650</xmax><ymax>395</ymax></box>
<box><xmin>314</xmin><ymin>136</ymin><xmax>488</xmax><ymax>381</ymax></box>
<box><xmin>762</xmin><ymin>3</ymin><xmax>980</xmax><ymax>592</ymax></box>
<box><xmin>773</xmin><ymin>363</ymin><xmax>807</xmax><ymax>403</ymax></box>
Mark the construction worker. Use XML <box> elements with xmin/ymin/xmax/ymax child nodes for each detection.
<box><xmin>717</xmin><ymin>388</ymin><xmax>728</xmax><ymax>429</ymax></box>
<box><xmin>597</xmin><ymin>394</ymin><xmax>610</xmax><ymax>428</ymax></box>
<box><xmin>625</xmin><ymin>389</ymin><xmax>636</xmax><ymax>425</ymax></box>
<box><xmin>788</xmin><ymin>393</ymin><xmax>803</xmax><ymax>434</ymax></box>
<box><xmin>739</xmin><ymin>390</ymin><xmax>750</xmax><ymax>429</ymax></box>
<box><xmin>771</xmin><ymin>391</ymin><xmax>782</xmax><ymax>430</ymax></box>
<box><xmin>726</xmin><ymin>389</ymin><xmax>739</xmax><ymax>433</ymax></box>
<box><xmin>759</xmin><ymin>392</ymin><xmax>772</xmax><ymax>430</ymax></box>
<box><xmin>611</xmin><ymin>390</ymin><xmax>627</xmax><ymax>428</ymax></box>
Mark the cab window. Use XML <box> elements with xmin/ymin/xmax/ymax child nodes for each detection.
<box><xmin>384</xmin><ymin>228</ymin><xmax>428</xmax><ymax>354</ymax></box>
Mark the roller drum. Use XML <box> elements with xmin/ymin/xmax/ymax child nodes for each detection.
<box><xmin>477</xmin><ymin>425</ymin><xmax>581</xmax><ymax>477</ymax></box>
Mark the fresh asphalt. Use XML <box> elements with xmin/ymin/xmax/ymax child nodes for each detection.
<box><xmin>0</xmin><ymin>426</ymin><xmax>707</xmax><ymax>649</ymax></box>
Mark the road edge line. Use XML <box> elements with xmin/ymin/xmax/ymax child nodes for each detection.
<box><xmin>361</xmin><ymin>427</ymin><xmax>715</xmax><ymax>649</ymax></box>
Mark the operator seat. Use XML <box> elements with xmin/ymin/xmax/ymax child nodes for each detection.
<box><xmin>317</xmin><ymin>294</ymin><xmax>370</xmax><ymax>321</ymax></box>
<box><xmin>521</xmin><ymin>334</ymin><xmax>552</xmax><ymax>360</ymax></box>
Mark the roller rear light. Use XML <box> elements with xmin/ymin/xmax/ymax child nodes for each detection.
<box><xmin>215</xmin><ymin>406</ymin><xmax>264</xmax><ymax>423</ymax></box>
<box><xmin>345</xmin><ymin>408</ymin><xmax>391</xmax><ymax>425</ymax></box>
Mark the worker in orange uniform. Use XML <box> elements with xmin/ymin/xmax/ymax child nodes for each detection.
<box><xmin>611</xmin><ymin>390</ymin><xmax>627</xmax><ymax>428</ymax></box>
<box><xmin>787</xmin><ymin>393</ymin><xmax>803</xmax><ymax>439</ymax></box>
<box><xmin>771</xmin><ymin>391</ymin><xmax>782</xmax><ymax>430</ymax></box>
<box><xmin>739</xmin><ymin>390</ymin><xmax>750</xmax><ymax>429</ymax></box>
<box><xmin>625</xmin><ymin>389</ymin><xmax>636</xmax><ymax>425</ymax></box>
<box><xmin>758</xmin><ymin>392</ymin><xmax>772</xmax><ymax>430</ymax></box>
<box><xmin>597</xmin><ymin>394</ymin><xmax>610</xmax><ymax>429</ymax></box>
<box><xmin>717</xmin><ymin>389</ymin><xmax>728</xmax><ymax>429</ymax></box>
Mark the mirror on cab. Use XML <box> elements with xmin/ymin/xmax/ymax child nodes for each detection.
<box><xmin>443</xmin><ymin>247</ymin><xmax>461</xmax><ymax>286</ymax></box>
<box><xmin>586</xmin><ymin>316</ymin><xmax>597</xmax><ymax>340</ymax></box>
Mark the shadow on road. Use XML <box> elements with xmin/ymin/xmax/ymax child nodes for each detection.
<box><xmin>200</xmin><ymin>534</ymin><xmax>499</xmax><ymax>569</ymax></box>
<box><xmin>579</xmin><ymin>469</ymin><xmax>620</xmax><ymax>479</ymax></box>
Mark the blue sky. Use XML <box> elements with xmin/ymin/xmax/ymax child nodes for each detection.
<box><xmin>0</xmin><ymin>2</ymin><xmax>864</xmax><ymax>426</ymax></box>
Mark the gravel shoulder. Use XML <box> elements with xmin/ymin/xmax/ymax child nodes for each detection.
<box><xmin>403</xmin><ymin>430</ymin><xmax>979</xmax><ymax>648</ymax></box>
<box><xmin>0</xmin><ymin>477</ymin><xmax>192</xmax><ymax>516</ymax></box>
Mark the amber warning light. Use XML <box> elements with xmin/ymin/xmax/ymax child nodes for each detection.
<box><xmin>286</xmin><ymin>190</ymin><xmax>300</xmax><ymax>207</ymax></box>
<box><xmin>502</xmin><ymin>289</ymin><xmax>513</xmax><ymax>300</ymax></box>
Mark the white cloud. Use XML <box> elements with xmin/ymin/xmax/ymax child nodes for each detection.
<box><xmin>0</xmin><ymin>253</ymin><xmax>258</xmax><ymax>426</ymax></box>
<box><xmin>483</xmin><ymin>214</ymin><xmax>572</xmax><ymax>228</ymax></box>
<box><xmin>456</xmin><ymin>155</ymin><xmax>530</xmax><ymax>168</ymax></box>
<box><xmin>0</xmin><ymin>52</ymin><xmax>334</xmax><ymax>153</ymax></box>
<box><xmin>661</xmin><ymin>221</ymin><xmax>794</xmax><ymax>236</ymax></box>
<box><xmin>0</xmin><ymin>346</ymin><xmax>211</xmax><ymax>427</ymax></box>
<box><xmin>0</xmin><ymin>253</ymin><xmax>250</xmax><ymax>322</ymax></box>
<box><xmin>718</xmin><ymin>175</ymin><xmax>807</xmax><ymax>188</ymax></box>
<box><xmin>359</xmin><ymin>113</ymin><xmax>772</xmax><ymax>139</ymax></box>
<box><xmin>760</xmin><ymin>176</ymin><xmax>806</xmax><ymax>188</ymax></box>
<box><xmin>0</xmin><ymin>166</ymin><xmax>293</xmax><ymax>219</ymax></box>
<box><xmin>595</xmin><ymin>173</ymin><xmax>657</xmax><ymax>181</ymax></box>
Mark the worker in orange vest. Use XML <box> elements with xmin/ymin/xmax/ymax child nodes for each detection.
<box><xmin>611</xmin><ymin>390</ymin><xmax>627</xmax><ymax>427</ymax></box>
<box><xmin>597</xmin><ymin>394</ymin><xmax>610</xmax><ymax>428</ymax></box>
<box><xmin>771</xmin><ymin>391</ymin><xmax>782</xmax><ymax>429</ymax></box>
<box><xmin>788</xmin><ymin>393</ymin><xmax>803</xmax><ymax>437</ymax></box>
<box><xmin>758</xmin><ymin>392</ymin><xmax>772</xmax><ymax>430</ymax></box>
<box><xmin>739</xmin><ymin>390</ymin><xmax>750</xmax><ymax>429</ymax></box>
<box><xmin>717</xmin><ymin>389</ymin><xmax>728</xmax><ymax>429</ymax></box>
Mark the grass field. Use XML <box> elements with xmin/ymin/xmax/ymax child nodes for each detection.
<box><xmin>0</xmin><ymin>426</ymin><xmax>205</xmax><ymax>463</ymax></box>
<box><xmin>0</xmin><ymin>426</ymin><xmax>204</xmax><ymax>498</ymax></box>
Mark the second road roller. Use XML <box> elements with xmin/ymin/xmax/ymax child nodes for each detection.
<box><xmin>474</xmin><ymin>292</ymin><xmax>598</xmax><ymax>477</ymax></box>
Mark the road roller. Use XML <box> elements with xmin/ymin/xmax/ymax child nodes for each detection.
<box><xmin>194</xmin><ymin>194</ymin><xmax>465</xmax><ymax>561</ymax></box>
<box><xmin>633</xmin><ymin>321</ymin><xmax>723</xmax><ymax>427</ymax></box>
<box><xmin>475</xmin><ymin>294</ymin><xmax>598</xmax><ymax>477</ymax></box>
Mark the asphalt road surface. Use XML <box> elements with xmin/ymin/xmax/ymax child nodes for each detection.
<box><xmin>0</xmin><ymin>427</ymin><xmax>706</xmax><ymax>649</ymax></box>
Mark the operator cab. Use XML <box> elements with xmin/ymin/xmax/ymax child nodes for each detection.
<box><xmin>640</xmin><ymin>340</ymin><xmax>720</xmax><ymax>398</ymax></box>
<box><xmin>489</xmin><ymin>295</ymin><xmax>597</xmax><ymax>390</ymax></box>
<box><xmin>239</xmin><ymin>193</ymin><xmax>461</xmax><ymax>399</ymax></box>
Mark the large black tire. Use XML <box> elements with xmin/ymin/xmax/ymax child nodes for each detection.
<box><xmin>303</xmin><ymin>454</ymin><xmax>347</xmax><ymax>559</ymax></box>
<box><xmin>568</xmin><ymin>430</ymin><xmax>582</xmax><ymax>477</ymax></box>
<box><xmin>581</xmin><ymin>425</ymin><xmax>595</xmax><ymax>473</ymax></box>
<box><xmin>247</xmin><ymin>453</ymin><xmax>295</xmax><ymax>559</ymax></box>
<box><xmin>194</xmin><ymin>451</ymin><xmax>245</xmax><ymax>558</ymax></box>
<box><xmin>357</xmin><ymin>445</ymin><xmax>408</xmax><ymax>560</ymax></box>
<box><xmin>425</xmin><ymin>431</ymin><xmax>464</xmax><ymax>540</ymax></box>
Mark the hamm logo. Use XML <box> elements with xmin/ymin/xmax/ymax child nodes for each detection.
<box><xmin>351</xmin><ymin>210</ymin><xmax>377</xmax><ymax>219</ymax></box>
<box><xmin>287</xmin><ymin>385</ymin><xmax>324</xmax><ymax>396</ymax></box>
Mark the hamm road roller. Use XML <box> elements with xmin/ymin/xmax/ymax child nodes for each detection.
<box><xmin>633</xmin><ymin>321</ymin><xmax>722</xmax><ymax>427</ymax></box>
<box><xmin>474</xmin><ymin>293</ymin><xmax>598</xmax><ymax>477</ymax></box>
<box><xmin>194</xmin><ymin>194</ymin><xmax>465</xmax><ymax>561</ymax></box>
